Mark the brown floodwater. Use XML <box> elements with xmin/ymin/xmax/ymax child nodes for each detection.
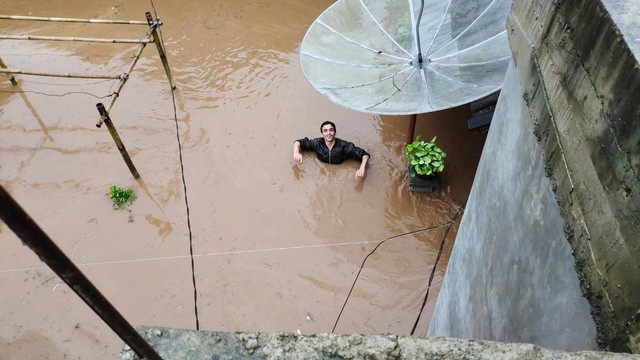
<box><xmin>0</xmin><ymin>1</ymin><xmax>486</xmax><ymax>358</ymax></box>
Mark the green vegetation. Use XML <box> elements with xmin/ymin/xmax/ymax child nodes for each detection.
<box><xmin>108</xmin><ymin>185</ymin><xmax>135</xmax><ymax>222</ymax></box>
<box><xmin>405</xmin><ymin>136</ymin><xmax>446</xmax><ymax>176</ymax></box>
<box><xmin>108</xmin><ymin>185</ymin><xmax>135</xmax><ymax>208</ymax></box>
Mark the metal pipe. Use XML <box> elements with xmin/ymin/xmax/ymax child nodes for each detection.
<box><xmin>415</xmin><ymin>0</ymin><xmax>426</xmax><ymax>65</ymax></box>
<box><xmin>0</xmin><ymin>14</ymin><xmax>148</xmax><ymax>25</ymax></box>
<box><xmin>0</xmin><ymin>68</ymin><xmax>120</xmax><ymax>79</ymax></box>
<box><xmin>406</xmin><ymin>113</ymin><xmax>417</xmax><ymax>145</ymax></box>
<box><xmin>0</xmin><ymin>34</ymin><xmax>152</xmax><ymax>44</ymax></box>
<box><xmin>0</xmin><ymin>185</ymin><xmax>161</xmax><ymax>360</ymax></box>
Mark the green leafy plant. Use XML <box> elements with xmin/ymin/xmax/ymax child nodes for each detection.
<box><xmin>108</xmin><ymin>185</ymin><xmax>135</xmax><ymax>208</ymax></box>
<box><xmin>405</xmin><ymin>136</ymin><xmax>446</xmax><ymax>176</ymax></box>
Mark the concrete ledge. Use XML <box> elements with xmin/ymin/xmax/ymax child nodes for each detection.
<box><xmin>119</xmin><ymin>326</ymin><xmax>638</xmax><ymax>360</ymax></box>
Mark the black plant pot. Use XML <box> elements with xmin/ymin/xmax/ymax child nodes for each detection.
<box><xmin>408</xmin><ymin>166</ymin><xmax>438</xmax><ymax>193</ymax></box>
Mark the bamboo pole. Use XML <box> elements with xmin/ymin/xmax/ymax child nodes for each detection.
<box><xmin>0</xmin><ymin>185</ymin><xmax>161</xmax><ymax>360</ymax></box>
<box><xmin>0</xmin><ymin>34</ymin><xmax>152</xmax><ymax>44</ymax></box>
<box><xmin>96</xmin><ymin>34</ymin><xmax>151</xmax><ymax>128</ymax></box>
<box><xmin>0</xmin><ymin>68</ymin><xmax>120</xmax><ymax>79</ymax></box>
<box><xmin>146</xmin><ymin>12</ymin><xmax>176</xmax><ymax>89</ymax></box>
<box><xmin>0</xmin><ymin>14</ymin><xmax>148</xmax><ymax>25</ymax></box>
<box><xmin>96</xmin><ymin>103</ymin><xmax>140</xmax><ymax>179</ymax></box>
<box><xmin>0</xmin><ymin>56</ymin><xmax>17</xmax><ymax>85</ymax></box>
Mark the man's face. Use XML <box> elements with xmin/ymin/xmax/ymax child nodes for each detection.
<box><xmin>321</xmin><ymin>124</ymin><xmax>336</xmax><ymax>142</ymax></box>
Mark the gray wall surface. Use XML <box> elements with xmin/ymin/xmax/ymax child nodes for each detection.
<box><xmin>428</xmin><ymin>63</ymin><xmax>598</xmax><ymax>351</ymax></box>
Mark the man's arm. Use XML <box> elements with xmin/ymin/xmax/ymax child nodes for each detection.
<box><xmin>355</xmin><ymin>154</ymin><xmax>369</xmax><ymax>179</ymax></box>
<box><xmin>293</xmin><ymin>140</ymin><xmax>302</xmax><ymax>164</ymax></box>
<box><xmin>293</xmin><ymin>140</ymin><xmax>303</xmax><ymax>164</ymax></box>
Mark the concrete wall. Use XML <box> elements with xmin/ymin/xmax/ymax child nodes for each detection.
<box><xmin>430</xmin><ymin>0</ymin><xmax>640</xmax><ymax>353</ymax></box>
<box><xmin>428</xmin><ymin>62</ymin><xmax>598</xmax><ymax>351</ymax></box>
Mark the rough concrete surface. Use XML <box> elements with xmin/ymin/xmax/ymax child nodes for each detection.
<box><xmin>119</xmin><ymin>326</ymin><xmax>638</xmax><ymax>360</ymax></box>
<box><xmin>428</xmin><ymin>62</ymin><xmax>598</xmax><ymax>351</ymax></box>
<box><xmin>430</xmin><ymin>0</ymin><xmax>639</xmax><ymax>353</ymax></box>
<box><xmin>507</xmin><ymin>0</ymin><xmax>640</xmax><ymax>352</ymax></box>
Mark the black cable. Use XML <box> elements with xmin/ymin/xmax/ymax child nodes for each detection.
<box><xmin>169</xmin><ymin>82</ymin><xmax>200</xmax><ymax>332</ymax></box>
<box><xmin>410</xmin><ymin>203</ymin><xmax>465</xmax><ymax>335</ymax></box>
<box><xmin>331</xmin><ymin>217</ymin><xmax>460</xmax><ymax>333</ymax></box>
<box><xmin>149</xmin><ymin>0</ymin><xmax>200</xmax><ymax>331</ymax></box>
<box><xmin>0</xmin><ymin>89</ymin><xmax>115</xmax><ymax>99</ymax></box>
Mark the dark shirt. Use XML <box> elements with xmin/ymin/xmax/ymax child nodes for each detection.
<box><xmin>297</xmin><ymin>137</ymin><xmax>369</xmax><ymax>164</ymax></box>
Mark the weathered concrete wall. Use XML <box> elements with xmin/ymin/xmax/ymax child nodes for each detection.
<box><xmin>507</xmin><ymin>0</ymin><xmax>640</xmax><ymax>352</ymax></box>
<box><xmin>119</xmin><ymin>326</ymin><xmax>638</xmax><ymax>360</ymax></box>
<box><xmin>430</xmin><ymin>0</ymin><xmax>640</xmax><ymax>353</ymax></box>
<box><xmin>428</xmin><ymin>62</ymin><xmax>598</xmax><ymax>351</ymax></box>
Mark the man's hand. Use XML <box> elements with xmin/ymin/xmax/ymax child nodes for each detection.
<box><xmin>355</xmin><ymin>155</ymin><xmax>369</xmax><ymax>179</ymax></box>
<box><xmin>293</xmin><ymin>141</ymin><xmax>303</xmax><ymax>164</ymax></box>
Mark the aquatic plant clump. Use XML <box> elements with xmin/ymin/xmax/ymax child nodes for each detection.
<box><xmin>108</xmin><ymin>185</ymin><xmax>135</xmax><ymax>208</ymax></box>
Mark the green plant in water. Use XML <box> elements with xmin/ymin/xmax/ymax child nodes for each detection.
<box><xmin>109</xmin><ymin>185</ymin><xmax>135</xmax><ymax>208</ymax></box>
<box><xmin>405</xmin><ymin>136</ymin><xmax>446</xmax><ymax>176</ymax></box>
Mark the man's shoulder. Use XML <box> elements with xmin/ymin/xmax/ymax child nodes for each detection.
<box><xmin>335</xmin><ymin>138</ymin><xmax>354</xmax><ymax>147</ymax></box>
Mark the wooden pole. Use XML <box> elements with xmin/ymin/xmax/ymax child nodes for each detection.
<box><xmin>0</xmin><ymin>14</ymin><xmax>148</xmax><ymax>25</ymax></box>
<box><xmin>0</xmin><ymin>34</ymin><xmax>152</xmax><ymax>44</ymax></box>
<box><xmin>0</xmin><ymin>56</ymin><xmax>17</xmax><ymax>85</ymax></box>
<box><xmin>96</xmin><ymin>103</ymin><xmax>140</xmax><ymax>179</ymax></box>
<box><xmin>0</xmin><ymin>68</ymin><xmax>119</xmax><ymax>79</ymax></box>
<box><xmin>0</xmin><ymin>185</ymin><xmax>161</xmax><ymax>360</ymax></box>
<box><xmin>146</xmin><ymin>12</ymin><xmax>176</xmax><ymax>89</ymax></box>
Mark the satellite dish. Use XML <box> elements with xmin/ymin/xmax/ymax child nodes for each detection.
<box><xmin>300</xmin><ymin>0</ymin><xmax>512</xmax><ymax>115</ymax></box>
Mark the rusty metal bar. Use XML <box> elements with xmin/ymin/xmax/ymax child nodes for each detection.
<box><xmin>0</xmin><ymin>68</ymin><xmax>120</xmax><ymax>79</ymax></box>
<box><xmin>146</xmin><ymin>12</ymin><xmax>176</xmax><ymax>89</ymax></box>
<box><xmin>0</xmin><ymin>14</ymin><xmax>148</xmax><ymax>25</ymax></box>
<box><xmin>406</xmin><ymin>113</ymin><xmax>417</xmax><ymax>144</ymax></box>
<box><xmin>0</xmin><ymin>56</ymin><xmax>17</xmax><ymax>85</ymax></box>
<box><xmin>0</xmin><ymin>34</ymin><xmax>152</xmax><ymax>44</ymax></box>
<box><xmin>0</xmin><ymin>185</ymin><xmax>161</xmax><ymax>360</ymax></box>
<box><xmin>96</xmin><ymin>103</ymin><xmax>141</xmax><ymax>179</ymax></box>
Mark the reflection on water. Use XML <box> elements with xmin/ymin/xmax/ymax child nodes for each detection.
<box><xmin>0</xmin><ymin>0</ymin><xmax>485</xmax><ymax>358</ymax></box>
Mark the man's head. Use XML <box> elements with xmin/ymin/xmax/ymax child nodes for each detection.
<box><xmin>320</xmin><ymin>121</ymin><xmax>336</xmax><ymax>143</ymax></box>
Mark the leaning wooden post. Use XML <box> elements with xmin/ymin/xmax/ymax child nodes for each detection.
<box><xmin>146</xmin><ymin>12</ymin><xmax>176</xmax><ymax>89</ymax></box>
<box><xmin>0</xmin><ymin>56</ymin><xmax>18</xmax><ymax>85</ymax></box>
<box><xmin>96</xmin><ymin>103</ymin><xmax>140</xmax><ymax>179</ymax></box>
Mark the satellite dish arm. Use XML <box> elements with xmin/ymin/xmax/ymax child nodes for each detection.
<box><xmin>416</xmin><ymin>0</ymin><xmax>425</xmax><ymax>65</ymax></box>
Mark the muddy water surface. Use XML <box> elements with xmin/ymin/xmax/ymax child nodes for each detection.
<box><xmin>0</xmin><ymin>1</ymin><xmax>486</xmax><ymax>358</ymax></box>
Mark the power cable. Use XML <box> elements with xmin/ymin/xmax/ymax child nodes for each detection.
<box><xmin>331</xmin><ymin>205</ymin><xmax>464</xmax><ymax>333</ymax></box>
<box><xmin>409</xmin><ymin>203</ymin><xmax>465</xmax><ymax>335</ymax></box>
<box><xmin>148</xmin><ymin>0</ymin><xmax>200</xmax><ymax>331</ymax></box>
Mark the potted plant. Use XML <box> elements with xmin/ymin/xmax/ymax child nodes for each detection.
<box><xmin>405</xmin><ymin>136</ymin><xmax>446</xmax><ymax>192</ymax></box>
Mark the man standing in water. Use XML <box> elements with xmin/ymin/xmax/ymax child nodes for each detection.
<box><xmin>293</xmin><ymin>121</ymin><xmax>370</xmax><ymax>179</ymax></box>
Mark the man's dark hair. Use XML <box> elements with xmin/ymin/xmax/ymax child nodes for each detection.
<box><xmin>320</xmin><ymin>120</ymin><xmax>336</xmax><ymax>133</ymax></box>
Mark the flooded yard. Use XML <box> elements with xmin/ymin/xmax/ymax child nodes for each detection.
<box><xmin>0</xmin><ymin>1</ymin><xmax>486</xmax><ymax>358</ymax></box>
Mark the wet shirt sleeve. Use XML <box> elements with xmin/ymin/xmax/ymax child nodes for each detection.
<box><xmin>296</xmin><ymin>137</ymin><xmax>321</xmax><ymax>152</ymax></box>
<box><xmin>342</xmin><ymin>140</ymin><xmax>370</xmax><ymax>162</ymax></box>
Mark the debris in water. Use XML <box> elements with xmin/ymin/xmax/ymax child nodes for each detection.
<box><xmin>305</xmin><ymin>312</ymin><xmax>315</xmax><ymax>322</ymax></box>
